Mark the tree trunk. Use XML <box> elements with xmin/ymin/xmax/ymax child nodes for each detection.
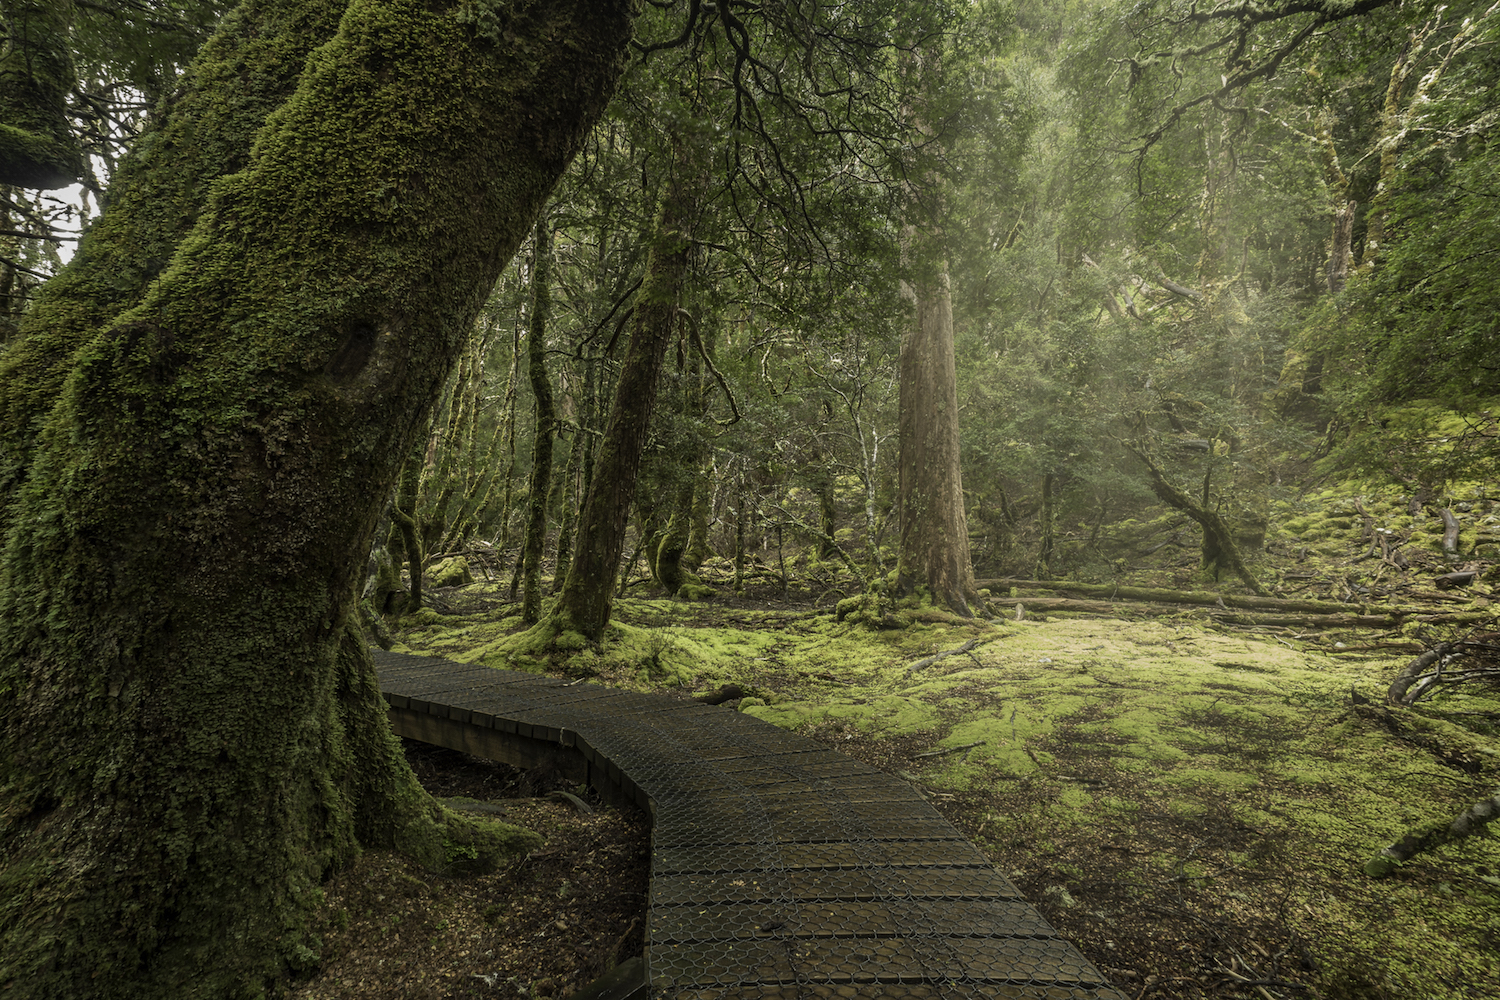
<box><xmin>390</xmin><ymin>441</ymin><xmax>426</xmax><ymax>615</ymax></box>
<box><xmin>521</xmin><ymin>215</ymin><xmax>556</xmax><ymax>624</ymax></box>
<box><xmin>1364</xmin><ymin>37</ymin><xmax>1413</xmax><ymax>264</ymax></box>
<box><xmin>1037</xmin><ymin>472</ymin><xmax>1055</xmax><ymax>578</ymax></box>
<box><xmin>1329</xmin><ymin>199</ymin><xmax>1356</xmax><ymax>294</ymax></box>
<box><xmin>0</xmin><ymin>0</ymin><xmax>84</xmax><ymax>188</ymax></box>
<box><xmin>552</xmin><ymin>345</ymin><xmax>599</xmax><ymax>592</ymax></box>
<box><xmin>895</xmin><ymin>256</ymin><xmax>976</xmax><ymax>616</ymax></box>
<box><xmin>0</xmin><ymin>1</ymin><xmax>634</xmax><ymax>996</ymax></box>
<box><xmin>1126</xmin><ymin>443</ymin><xmax>1269</xmax><ymax>595</ymax></box>
<box><xmin>553</xmin><ymin>140</ymin><xmax>701</xmax><ymax>640</ymax></box>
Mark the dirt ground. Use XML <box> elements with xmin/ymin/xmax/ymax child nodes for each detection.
<box><xmin>289</xmin><ymin>740</ymin><xmax>650</xmax><ymax>1000</ymax></box>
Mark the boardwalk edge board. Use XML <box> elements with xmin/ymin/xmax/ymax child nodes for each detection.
<box><xmin>374</xmin><ymin>649</ymin><xmax>1126</xmax><ymax>1000</ymax></box>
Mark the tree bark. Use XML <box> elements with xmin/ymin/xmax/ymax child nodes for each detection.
<box><xmin>0</xmin><ymin>1</ymin><xmax>634</xmax><ymax>995</ymax></box>
<box><xmin>895</xmin><ymin>256</ymin><xmax>977</xmax><ymax>616</ymax></box>
<box><xmin>551</xmin><ymin>345</ymin><xmax>599</xmax><ymax>592</ymax></box>
<box><xmin>521</xmin><ymin>215</ymin><xmax>556</xmax><ymax>624</ymax></box>
<box><xmin>553</xmin><ymin>139</ymin><xmax>701</xmax><ymax>640</ymax></box>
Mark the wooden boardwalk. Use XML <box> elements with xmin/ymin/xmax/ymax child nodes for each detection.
<box><xmin>375</xmin><ymin>649</ymin><xmax>1126</xmax><ymax>1000</ymax></box>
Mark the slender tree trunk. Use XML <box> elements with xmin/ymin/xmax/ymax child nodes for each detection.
<box><xmin>521</xmin><ymin>215</ymin><xmax>556</xmax><ymax>623</ymax></box>
<box><xmin>553</xmin><ymin>141</ymin><xmax>701</xmax><ymax>640</ymax></box>
<box><xmin>1037</xmin><ymin>472</ymin><xmax>1055</xmax><ymax>578</ymax></box>
<box><xmin>1329</xmin><ymin>199</ymin><xmax>1356</xmax><ymax>294</ymax></box>
<box><xmin>734</xmin><ymin>468</ymin><xmax>748</xmax><ymax>594</ymax></box>
<box><xmin>0</xmin><ymin>2</ymin><xmax>634</xmax><ymax>995</ymax></box>
<box><xmin>552</xmin><ymin>345</ymin><xmax>598</xmax><ymax>592</ymax></box>
<box><xmin>1364</xmin><ymin>38</ymin><xmax>1413</xmax><ymax>264</ymax></box>
<box><xmin>391</xmin><ymin>441</ymin><xmax>426</xmax><ymax>614</ymax></box>
<box><xmin>684</xmin><ymin>459</ymin><xmax>713</xmax><ymax>572</ymax></box>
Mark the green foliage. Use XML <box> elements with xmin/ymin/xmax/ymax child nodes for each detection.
<box><xmin>1295</xmin><ymin>7</ymin><xmax>1500</xmax><ymax>487</ymax></box>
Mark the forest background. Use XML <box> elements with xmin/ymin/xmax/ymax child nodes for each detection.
<box><xmin>1</xmin><ymin>0</ymin><xmax>1498</xmax><ymax>998</ymax></box>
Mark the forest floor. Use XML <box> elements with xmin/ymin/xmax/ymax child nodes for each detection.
<box><xmin>291</xmin><ymin>485</ymin><xmax>1500</xmax><ymax>1000</ymax></box>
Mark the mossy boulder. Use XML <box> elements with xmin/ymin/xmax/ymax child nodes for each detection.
<box><xmin>430</xmin><ymin>556</ymin><xmax>473</xmax><ymax>588</ymax></box>
<box><xmin>677</xmin><ymin>579</ymin><xmax>716</xmax><ymax>601</ymax></box>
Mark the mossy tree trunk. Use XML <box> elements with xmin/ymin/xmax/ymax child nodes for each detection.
<box><xmin>553</xmin><ymin>138</ymin><xmax>702</xmax><ymax>640</ymax></box>
<box><xmin>521</xmin><ymin>214</ymin><xmax>556</xmax><ymax>624</ymax></box>
<box><xmin>893</xmin><ymin>54</ymin><xmax>976</xmax><ymax>618</ymax></box>
<box><xmin>552</xmin><ymin>344</ymin><xmax>599</xmax><ymax>592</ymax></box>
<box><xmin>1125</xmin><ymin>442</ymin><xmax>1269</xmax><ymax>595</ymax></box>
<box><xmin>636</xmin><ymin>326</ymin><xmax>712</xmax><ymax>598</ymax></box>
<box><xmin>0</xmin><ymin>1</ymin><xmax>634</xmax><ymax>996</ymax></box>
<box><xmin>0</xmin><ymin>0</ymin><xmax>84</xmax><ymax>189</ymax></box>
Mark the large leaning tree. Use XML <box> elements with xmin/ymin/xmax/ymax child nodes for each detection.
<box><xmin>0</xmin><ymin>0</ymin><xmax>635</xmax><ymax>996</ymax></box>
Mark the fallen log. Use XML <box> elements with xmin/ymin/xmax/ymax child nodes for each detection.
<box><xmin>913</xmin><ymin>740</ymin><xmax>987</xmax><ymax>759</ymax></box>
<box><xmin>1387</xmin><ymin>632</ymin><xmax>1500</xmax><ymax>705</ymax></box>
<box><xmin>979</xmin><ymin>579</ymin><xmax>1371</xmax><ymax>616</ymax></box>
<box><xmin>1365</xmin><ymin>786</ymin><xmax>1500</xmax><ymax>877</ymax></box>
<box><xmin>987</xmin><ymin>596</ymin><xmax>1400</xmax><ymax>629</ymax></box>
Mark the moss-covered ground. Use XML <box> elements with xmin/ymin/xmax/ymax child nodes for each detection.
<box><xmin>335</xmin><ymin>482</ymin><xmax>1498</xmax><ymax>999</ymax></box>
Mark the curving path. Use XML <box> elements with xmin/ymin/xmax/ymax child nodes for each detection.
<box><xmin>374</xmin><ymin>649</ymin><xmax>1125</xmax><ymax>1000</ymax></box>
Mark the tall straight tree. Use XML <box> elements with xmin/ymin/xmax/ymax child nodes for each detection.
<box><xmin>0</xmin><ymin>0</ymin><xmax>635</xmax><ymax>995</ymax></box>
<box><xmin>521</xmin><ymin>212</ymin><xmax>557</xmax><ymax>624</ymax></box>
<box><xmin>894</xmin><ymin>49</ymin><xmax>976</xmax><ymax>617</ymax></box>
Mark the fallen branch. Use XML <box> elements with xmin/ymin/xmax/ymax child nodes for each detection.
<box><xmin>1365</xmin><ymin>787</ymin><xmax>1500</xmax><ymax>876</ymax></box>
<box><xmin>913</xmin><ymin>740</ymin><xmax>987</xmax><ymax>758</ymax></box>
<box><xmin>978</xmin><ymin>578</ymin><xmax>1362</xmax><ymax>615</ymax></box>
<box><xmin>1387</xmin><ymin>632</ymin><xmax>1500</xmax><ymax>705</ymax></box>
<box><xmin>988</xmin><ymin>596</ymin><xmax>1398</xmax><ymax>630</ymax></box>
<box><xmin>1388</xmin><ymin>644</ymin><xmax>1454</xmax><ymax>705</ymax></box>
<box><xmin>905</xmin><ymin>638</ymin><xmax>982</xmax><ymax>675</ymax></box>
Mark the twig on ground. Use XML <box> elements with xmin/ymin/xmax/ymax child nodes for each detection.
<box><xmin>913</xmin><ymin>740</ymin><xmax>987</xmax><ymax>758</ymax></box>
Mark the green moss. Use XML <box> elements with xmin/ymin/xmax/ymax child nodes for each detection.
<box><xmin>391</xmin><ymin>555</ymin><xmax>1500</xmax><ymax>1000</ymax></box>
<box><xmin>429</xmin><ymin>556</ymin><xmax>473</xmax><ymax>588</ymax></box>
<box><xmin>676</xmin><ymin>580</ymin><xmax>717</xmax><ymax>601</ymax></box>
<box><xmin>435</xmin><ymin>808</ymin><xmax>542</xmax><ymax>875</ymax></box>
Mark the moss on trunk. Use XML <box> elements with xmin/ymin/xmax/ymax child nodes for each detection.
<box><xmin>553</xmin><ymin>140</ymin><xmax>701</xmax><ymax>640</ymax></box>
<box><xmin>0</xmin><ymin>0</ymin><xmax>83</xmax><ymax>189</ymax></box>
<box><xmin>521</xmin><ymin>215</ymin><xmax>556</xmax><ymax>624</ymax></box>
<box><xmin>0</xmin><ymin>0</ymin><xmax>634</xmax><ymax>995</ymax></box>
